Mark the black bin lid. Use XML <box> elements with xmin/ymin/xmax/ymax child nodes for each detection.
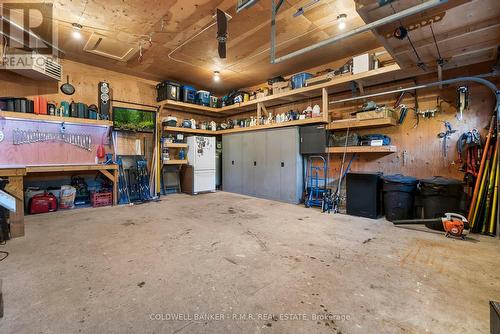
<box><xmin>382</xmin><ymin>174</ymin><xmax>418</xmax><ymax>185</ymax></box>
<box><xmin>420</xmin><ymin>176</ymin><xmax>463</xmax><ymax>186</ymax></box>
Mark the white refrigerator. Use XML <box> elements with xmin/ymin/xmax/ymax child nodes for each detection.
<box><xmin>187</xmin><ymin>136</ymin><xmax>216</xmax><ymax>193</ymax></box>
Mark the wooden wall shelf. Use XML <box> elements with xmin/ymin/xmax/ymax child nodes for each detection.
<box><xmin>0</xmin><ymin>111</ymin><xmax>113</xmax><ymax>127</ymax></box>
<box><xmin>164</xmin><ymin>160</ymin><xmax>188</xmax><ymax>165</ymax></box>
<box><xmin>326</xmin><ymin>146</ymin><xmax>397</xmax><ymax>154</ymax></box>
<box><xmin>164</xmin><ymin>143</ymin><xmax>188</xmax><ymax>148</ymax></box>
<box><xmin>158</xmin><ymin>64</ymin><xmax>401</xmax><ymax>116</ymax></box>
<box><xmin>24</xmin><ymin>164</ymin><xmax>118</xmax><ymax>173</ymax></box>
<box><xmin>219</xmin><ymin>118</ymin><xmax>327</xmax><ymax>134</ymax></box>
<box><xmin>163</xmin><ymin>126</ymin><xmax>218</xmax><ymax>135</ymax></box>
<box><xmin>326</xmin><ymin>117</ymin><xmax>397</xmax><ymax>130</ymax></box>
<box><xmin>164</xmin><ymin>118</ymin><xmax>327</xmax><ymax>135</ymax></box>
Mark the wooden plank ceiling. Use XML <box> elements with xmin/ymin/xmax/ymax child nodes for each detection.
<box><xmin>3</xmin><ymin>0</ymin><xmax>498</xmax><ymax>93</ymax></box>
<box><xmin>2</xmin><ymin>0</ymin><xmax>380</xmax><ymax>93</ymax></box>
<box><xmin>355</xmin><ymin>0</ymin><xmax>500</xmax><ymax>74</ymax></box>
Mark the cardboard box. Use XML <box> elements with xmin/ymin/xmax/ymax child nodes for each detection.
<box><xmin>353</xmin><ymin>53</ymin><xmax>374</xmax><ymax>74</ymax></box>
<box><xmin>272</xmin><ymin>81</ymin><xmax>291</xmax><ymax>94</ymax></box>
<box><xmin>356</xmin><ymin>108</ymin><xmax>395</xmax><ymax>120</ymax></box>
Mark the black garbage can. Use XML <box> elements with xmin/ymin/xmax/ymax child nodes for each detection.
<box><xmin>382</xmin><ymin>174</ymin><xmax>418</xmax><ymax>221</ymax></box>
<box><xmin>419</xmin><ymin>176</ymin><xmax>464</xmax><ymax>218</ymax></box>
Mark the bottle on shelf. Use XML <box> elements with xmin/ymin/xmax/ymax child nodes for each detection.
<box><xmin>178</xmin><ymin>148</ymin><xmax>185</xmax><ymax>160</ymax></box>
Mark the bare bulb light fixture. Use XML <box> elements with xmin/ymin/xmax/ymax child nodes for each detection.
<box><xmin>337</xmin><ymin>14</ymin><xmax>347</xmax><ymax>30</ymax></box>
<box><xmin>71</xmin><ymin>23</ymin><xmax>83</xmax><ymax>39</ymax></box>
<box><xmin>213</xmin><ymin>71</ymin><xmax>221</xmax><ymax>82</ymax></box>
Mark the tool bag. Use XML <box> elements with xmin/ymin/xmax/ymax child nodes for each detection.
<box><xmin>360</xmin><ymin>134</ymin><xmax>391</xmax><ymax>146</ymax></box>
<box><xmin>328</xmin><ymin>132</ymin><xmax>360</xmax><ymax>147</ymax></box>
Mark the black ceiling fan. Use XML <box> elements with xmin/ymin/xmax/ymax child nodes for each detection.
<box><xmin>216</xmin><ymin>8</ymin><xmax>228</xmax><ymax>58</ymax></box>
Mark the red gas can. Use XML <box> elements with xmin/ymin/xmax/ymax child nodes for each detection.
<box><xmin>29</xmin><ymin>193</ymin><xmax>58</xmax><ymax>214</ymax></box>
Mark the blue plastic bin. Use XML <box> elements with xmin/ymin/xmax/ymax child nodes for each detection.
<box><xmin>291</xmin><ymin>72</ymin><xmax>313</xmax><ymax>89</ymax></box>
<box><xmin>182</xmin><ymin>86</ymin><xmax>197</xmax><ymax>103</ymax></box>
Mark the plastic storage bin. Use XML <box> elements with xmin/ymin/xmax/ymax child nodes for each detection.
<box><xmin>182</xmin><ymin>85</ymin><xmax>197</xmax><ymax>103</ymax></box>
<box><xmin>156</xmin><ymin>81</ymin><xmax>181</xmax><ymax>102</ymax></box>
<box><xmin>419</xmin><ymin>176</ymin><xmax>464</xmax><ymax>218</ymax></box>
<box><xmin>382</xmin><ymin>174</ymin><xmax>418</xmax><ymax>221</ymax></box>
<box><xmin>291</xmin><ymin>72</ymin><xmax>313</xmax><ymax>89</ymax></box>
<box><xmin>196</xmin><ymin>90</ymin><xmax>211</xmax><ymax>106</ymax></box>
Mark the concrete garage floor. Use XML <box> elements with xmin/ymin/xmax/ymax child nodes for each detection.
<box><xmin>0</xmin><ymin>192</ymin><xmax>499</xmax><ymax>334</ymax></box>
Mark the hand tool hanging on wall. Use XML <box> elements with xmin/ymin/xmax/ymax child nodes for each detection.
<box><xmin>456</xmin><ymin>86</ymin><xmax>469</xmax><ymax>121</ymax></box>
<box><xmin>12</xmin><ymin>128</ymin><xmax>92</xmax><ymax>151</ymax></box>
<box><xmin>457</xmin><ymin>129</ymin><xmax>481</xmax><ymax>164</ymax></box>
<box><xmin>437</xmin><ymin>121</ymin><xmax>457</xmax><ymax>158</ymax></box>
<box><xmin>393</xmin><ymin>213</ymin><xmax>470</xmax><ymax>240</ymax></box>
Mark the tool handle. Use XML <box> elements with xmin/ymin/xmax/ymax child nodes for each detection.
<box><xmin>392</xmin><ymin>218</ymin><xmax>441</xmax><ymax>225</ymax></box>
<box><xmin>443</xmin><ymin>212</ymin><xmax>468</xmax><ymax>223</ymax></box>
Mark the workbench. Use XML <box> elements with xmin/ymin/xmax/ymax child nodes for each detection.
<box><xmin>0</xmin><ymin>164</ymin><xmax>119</xmax><ymax>238</ymax></box>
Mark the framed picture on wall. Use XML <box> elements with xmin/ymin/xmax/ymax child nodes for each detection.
<box><xmin>112</xmin><ymin>107</ymin><xmax>155</xmax><ymax>133</ymax></box>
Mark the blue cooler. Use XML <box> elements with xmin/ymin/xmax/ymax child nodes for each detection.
<box><xmin>182</xmin><ymin>86</ymin><xmax>197</xmax><ymax>104</ymax></box>
<box><xmin>196</xmin><ymin>90</ymin><xmax>211</xmax><ymax>106</ymax></box>
<box><xmin>291</xmin><ymin>72</ymin><xmax>313</xmax><ymax>89</ymax></box>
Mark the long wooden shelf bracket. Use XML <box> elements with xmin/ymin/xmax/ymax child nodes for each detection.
<box><xmin>322</xmin><ymin>88</ymin><xmax>329</xmax><ymax>123</ymax></box>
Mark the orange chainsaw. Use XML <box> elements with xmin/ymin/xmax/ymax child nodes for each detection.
<box><xmin>393</xmin><ymin>213</ymin><xmax>470</xmax><ymax>239</ymax></box>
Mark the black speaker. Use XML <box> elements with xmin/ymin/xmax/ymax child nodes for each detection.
<box><xmin>98</xmin><ymin>81</ymin><xmax>111</xmax><ymax>120</ymax></box>
<box><xmin>346</xmin><ymin>172</ymin><xmax>383</xmax><ymax>219</ymax></box>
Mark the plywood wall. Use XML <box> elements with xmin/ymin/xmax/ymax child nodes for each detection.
<box><xmin>325</xmin><ymin>86</ymin><xmax>494</xmax><ymax>180</ymax></box>
<box><xmin>0</xmin><ymin>59</ymin><xmax>158</xmax><ymax>107</ymax></box>
<box><xmin>226</xmin><ymin>83</ymin><xmax>495</xmax><ymax>181</ymax></box>
<box><xmin>0</xmin><ymin>59</ymin><xmax>218</xmax><ymax>165</ymax></box>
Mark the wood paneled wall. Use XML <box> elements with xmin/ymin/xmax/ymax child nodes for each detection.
<box><xmin>0</xmin><ymin>59</ymin><xmax>158</xmax><ymax>107</ymax></box>
<box><xmin>0</xmin><ymin>59</ymin><xmax>218</xmax><ymax>165</ymax></box>
<box><xmin>227</xmin><ymin>82</ymin><xmax>496</xmax><ymax>181</ymax></box>
<box><xmin>325</xmin><ymin>86</ymin><xmax>494</xmax><ymax>180</ymax></box>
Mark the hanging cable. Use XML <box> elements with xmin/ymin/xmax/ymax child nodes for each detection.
<box><xmin>429</xmin><ymin>24</ymin><xmax>442</xmax><ymax>60</ymax></box>
<box><xmin>390</xmin><ymin>3</ymin><xmax>426</xmax><ymax>70</ymax></box>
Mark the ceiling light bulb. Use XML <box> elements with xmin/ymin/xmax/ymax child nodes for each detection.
<box><xmin>337</xmin><ymin>14</ymin><xmax>347</xmax><ymax>30</ymax></box>
<box><xmin>71</xmin><ymin>23</ymin><xmax>83</xmax><ymax>40</ymax></box>
<box><xmin>72</xmin><ymin>30</ymin><xmax>82</xmax><ymax>39</ymax></box>
<box><xmin>213</xmin><ymin>71</ymin><xmax>221</xmax><ymax>82</ymax></box>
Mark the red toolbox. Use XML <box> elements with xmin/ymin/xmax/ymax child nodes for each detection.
<box><xmin>90</xmin><ymin>192</ymin><xmax>113</xmax><ymax>208</ymax></box>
